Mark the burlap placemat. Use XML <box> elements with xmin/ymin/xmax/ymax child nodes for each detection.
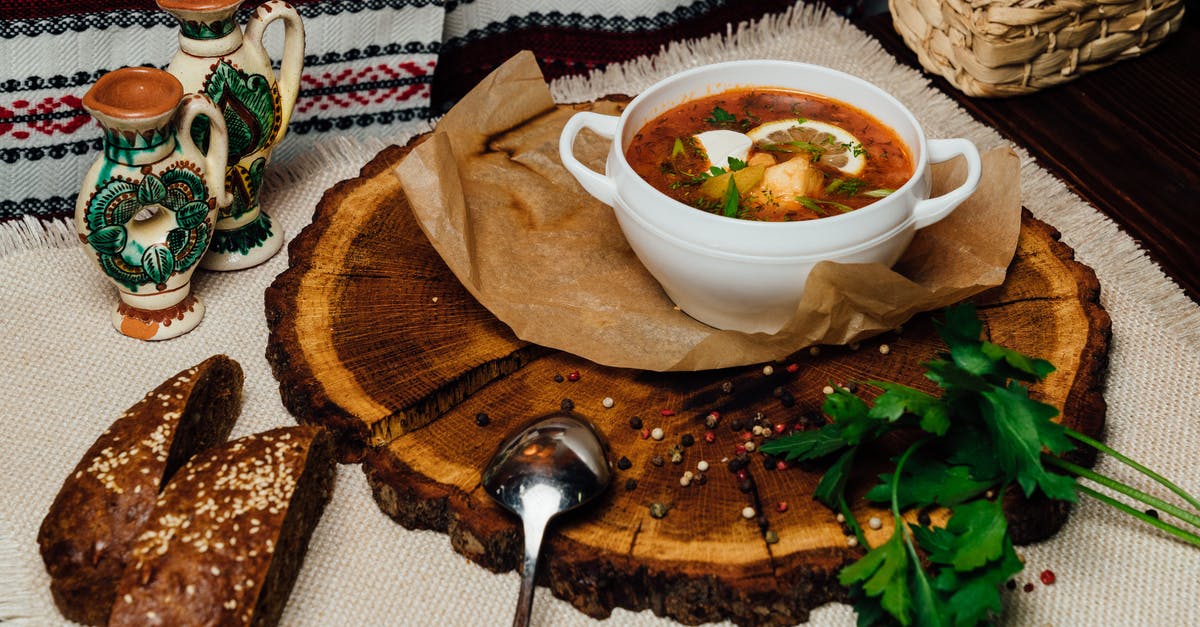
<box><xmin>3</xmin><ymin>5</ymin><xmax>1198</xmax><ymax>625</ymax></box>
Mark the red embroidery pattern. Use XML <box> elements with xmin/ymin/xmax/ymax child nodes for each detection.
<box><xmin>0</xmin><ymin>95</ymin><xmax>91</xmax><ymax>140</ymax></box>
<box><xmin>295</xmin><ymin>60</ymin><xmax>435</xmax><ymax>114</ymax></box>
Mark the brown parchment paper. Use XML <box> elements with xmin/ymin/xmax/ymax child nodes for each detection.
<box><xmin>394</xmin><ymin>52</ymin><xmax>1022</xmax><ymax>372</ymax></box>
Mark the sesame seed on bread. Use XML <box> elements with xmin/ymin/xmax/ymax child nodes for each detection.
<box><xmin>110</xmin><ymin>425</ymin><xmax>336</xmax><ymax>627</ymax></box>
<box><xmin>37</xmin><ymin>354</ymin><xmax>244</xmax><ymax>625</ymax></box>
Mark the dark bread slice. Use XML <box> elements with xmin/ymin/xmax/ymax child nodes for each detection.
<box><xmin>37</xmin><ymin>354</ymin><xmax>243</xmax><ymax>625</ymax></box>
<box><xmin>109</xmin><ymin>425</ymin><xmax>336</xmax><ymax>627</ymax></box>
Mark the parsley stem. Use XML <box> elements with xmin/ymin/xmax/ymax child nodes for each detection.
<box><xmin>1075</xmin><ymin>484</ymin><xmax>1200</xmax><ymax>548</ymax></box>
<box><xmin>837</xmin><ymin>496</ymin><xmax>870</xmax><ymax>550</ymax></box>
<box><xmin>1044</xmin><ymin>455</ymin><xmax>1200</xmax><ymax>530</ymax></box>
<box><xmin>1065</xmin><ymin>428</ymin><xmax>1200</xmax><ymax>513</ymax></box>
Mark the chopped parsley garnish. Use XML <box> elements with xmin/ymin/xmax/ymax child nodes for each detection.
<box><xmin>797</xmin><ymin>196</ymin><xmax>853</xmax><ymax>214</ymax></box>
<box><xmin>704</xmin><ymin>106</ymin><xmax>738</xmax><ymax>126</ymax></box>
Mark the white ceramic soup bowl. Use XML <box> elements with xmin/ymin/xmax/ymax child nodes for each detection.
<box><xmin>559</xmin><ymin>60</ymin><xmax>981</xmax><ymax>334</ymax></box>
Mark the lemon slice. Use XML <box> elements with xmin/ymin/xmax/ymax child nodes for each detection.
<box><xmin>745</xmin><ymin>119</ymin><xmax>866</xmax><ymax>175</ymax></box>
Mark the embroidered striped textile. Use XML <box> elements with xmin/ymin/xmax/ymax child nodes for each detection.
<box><xmin>0</xmin><ymin>0</ymin><xmax>820</xmax><ymax>232</ymax></box>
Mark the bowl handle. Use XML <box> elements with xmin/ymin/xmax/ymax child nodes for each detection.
<box><xmin>559</xmin><ymin>112</ymin><xmax>620</xmax><ymax>206</ymax></box>
<box><xmin>912</xmin><ymin>138</ymin><xmax>983</xmax><ymax>230</ymax></box>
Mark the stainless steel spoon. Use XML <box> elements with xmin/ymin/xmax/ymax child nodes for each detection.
<box><xmin>482</xmin><ymin>411</ymin><xmax>611</xmax><ymax>627</ymax></box>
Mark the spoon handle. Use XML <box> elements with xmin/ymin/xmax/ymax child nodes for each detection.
<box><xmin>513</xmin><ymin>509</ymin><xmax>551</xmax><ymax>627</ymax></box>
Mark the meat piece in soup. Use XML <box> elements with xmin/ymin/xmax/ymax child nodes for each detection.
<box><xmin>625</xmin><ymin>88</ymin><xmax>914</xmax><ymax>221</ymax></box>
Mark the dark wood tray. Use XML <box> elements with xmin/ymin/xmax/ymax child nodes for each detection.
<box><xmin>265</xmin><ymin>133</ymin><xmax>1110</xmax><ymax>625</ymax></box>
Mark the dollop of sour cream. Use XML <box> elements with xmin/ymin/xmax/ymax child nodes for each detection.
<box><xmin>693</xmin><ymin>130</ymin><xmax>751</xmax><ymax>169</ymax></box>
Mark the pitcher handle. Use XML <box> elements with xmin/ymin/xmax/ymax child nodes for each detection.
<box><xmin>245</xmin><ymin>0</ymin><xmax>305</xmax><ymax>142</ymax></box>
<box><xmin>558</xmin><ymin>112</ymin><xmax>620</xmax><ymax>207</ymax></box>
<box><xmin>177</xmin><ymin>94</ymin><xmax>232</xmax><ymax>208</ymax></box>
<box><xmin>911</xmin><ymin>138</ymin><xmax>982</xmax><ymax>230</ymax></box>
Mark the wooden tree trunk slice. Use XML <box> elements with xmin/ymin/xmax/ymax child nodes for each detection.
<box><xmin>265</xmin><ymin>111</ymin><xmax>1111</xmax><ymax>625</ymax></box>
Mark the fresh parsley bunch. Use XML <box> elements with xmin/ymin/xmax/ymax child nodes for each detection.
<box><xmin>761</xmin><ymin>303</ymin><xmax>1200</xmax><ymax>626</ymax></box>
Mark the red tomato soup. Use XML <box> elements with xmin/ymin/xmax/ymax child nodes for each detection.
<box><xmin>625</xmin><ymin>88</ymin><xmax>914</xmax><ymax>221</ymax></box>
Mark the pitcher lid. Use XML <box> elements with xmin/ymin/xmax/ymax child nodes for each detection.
<box><xmin>156</xmin><ymin>0</ymin><xmax>244</xmax><ymax>11</ymax></box>
<box><xmin>83</xmin><ymin>67</ymin><xmax>183</xmax><ymax>120</ymax></box>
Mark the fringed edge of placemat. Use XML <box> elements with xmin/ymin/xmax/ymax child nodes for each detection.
<box><xmin>550</xmin><ymin>2</ymin><xmax>1200</xmax><ymax>348</ymax></box>
<box><xmin>0</xmin><ymin>215</ymin><xmax>77</xmax><ymax>258</ymax></box>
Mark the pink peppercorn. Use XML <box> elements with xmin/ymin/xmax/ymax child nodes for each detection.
<box><xmin>774</xmin><ymin>423</ymin><xmax>786</xmax><ymax>434</ymax></box>
<box><xmin>776</xmin><ymin>501</ymin><xmax>789</xmax><ymax>513</ymax></box>
<box><xmin>786</xmin><ymin>363</ymin><xmax>800</xmax><ymax>373</ymax></box>
<box><xmin>661</xmin><ymin>409</ymin><xmax>676</xmax><ymax>417</ymax></box>
<box><xmin>742</xmin><ymin>432</ymin><xmax>753</xmax><ymax>441</ymax></box>
<box><xmin>736</xmin><ymin>469</ymin><xmax>749</xmax><ymax>481</ymax></box>
<box><xmin>566</xmin><ymin>370</ymin><xmax>581</xmax><ymax>381</ymax></box>
<box><xmin>640</xmin><ymin>428</ymin><xmax>651</xmax><ymax>440</ymax></box>
<box><xmin>1040</xmin><ymin>570</ymin><xmax>1056</xmax><ymax>585</ymax></box>
<box><xmin>775</xmin><ymin>460</ymin><xmax>789</xmax><ymax>471</ymax></box>
<box><xmin>1023</xmin><ymin>583</ymin><xmax>1035</xmax><ymax>593</ymax></box>
<box><xmin>704</xmin><ymin>431</ymin><xmax>716</xmax><ymax>443</ymax></box>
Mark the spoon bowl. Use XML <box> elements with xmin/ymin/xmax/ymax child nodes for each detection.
<box><xmin>482</xmin><ymin>411</ymin><xmax>611</xmax><ymax>627</ymax></box>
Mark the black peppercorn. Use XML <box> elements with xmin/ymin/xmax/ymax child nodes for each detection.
<box><xmin>474</xmin><ymin>412</ymin><xmax>490</xmax><ymax>427</ymax></box>
<box><xmin>553</xmin><ymin>373</ymin><xmax>564</xmax><ymax>383</ymax></box>
<box><xmin>560</xmin><ymin>398</ymin><xmax>575</xmax><ymax>411</ymax></box>
<box><xmin>625</xmin><ymin>478</ymin><xmax>638</xmax><ymax>491</ymax></box>
<box><xmin>629</xmin><ymin>416</ymin><xmax>643</xmax><ymax>430</ymax></box>
<box><xmin>680</xmin><ymin>434</ymin><xmax>695</xmax><ymax>447</ymax></box>
<box><xmin>617</xmin><ymin>456</ymin><xmax>632</xmax><ymax>470</ymax></box>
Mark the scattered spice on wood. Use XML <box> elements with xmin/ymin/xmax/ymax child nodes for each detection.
<box><xmin>566</xmin><ymin>370</ymin><xmax>581</xmax><ymax>382</ymax></box>
<box><xmin>649</xmin><ymin>503</ymin><xmax>668</xmax><ymax>519</ymax></box>
<box><xmin>553</xmin><ymin>374</ymin><xmax>564</xmax><ymax>383</ymax></box>
<box><xmin>651</xmin><ymin>427</ymin><xmax>664</xmax><ymax>441</ymax></box>
<box><xmin>651</xmin><ymin>455</ymin><xmax>665</xmax><ymax>467</ymax></box>
<box><xmin>765</xmin><ymin>530</ymin><xmax>780</xmax><ymax>544</ymax></box>
<box><xmin>705</xmin><ymin>412</ymin><xmax>720</xmax><ymax>428</ymax></box>
<box><xmin>741</xmin><ymin>506</ymin><xmax>756</xmax><ymax>519</ymax></box>
<box><xmin>720</xmin><ymin>381</ymin><xmax>734</xmax><ymax>394</ymax></box>
<box><xmin>879</xmin><ymin>344</ymin><xmax>891</xmax><ymax>355</ymax></box>
<box><xmin>602</xmin><ymin>397</ymin><xmax>615</xmax><ymax>408</ymax></box>
<box><xmin>809</xmin><ymin>346</ymin><xmax>821</xmax><ymax>357</ymax></box>
<box><xmin>704</xmin><ymin>431</ymin><xmax>716</xmax><ymax>443</ymax></box>
<box><xmin>776</xmin><ymin>501</ymin><xmax>788</xmax><ymax>513</ymax></box>
<box><xmin>625</xmin><ymin>478</ymin><xmax>638</xmax><ymax>491</ymax></box>
<box><xmin>560</xmin><ymin>398</ymin><xmax>575</xmax><ymax>411</ymax></box>
<box><xmin>762</xmin><ymin>365</ymin><xmax>775</xmax><ymax>376</ymax></box>
<box><xmin>680</xmin><ymin>434</ymin><xmax>695</xmax><ymax>447</ymax></box>
<box><xmin>697</xmin><ymin>460</ymin><xmax>709</xmax><ymax>472</ymax></box>
<box><xmin>617</xmin><ymin>456</ymin><xmax>632</xmax><ymax>470</ymax></box>
<box><xmin>629</xmin><ymin>416</ymin><xmax>643</xmax><ymax>430</ymax></box>
<box><xmin>660</xmin><ymin>409</ymin><xmax>676</xmax><ymax>417</ymax></box>
<box><xmin>474</xmin><ymin>412</ymin><xmax>490</xmax><ymax>427</ymax></box>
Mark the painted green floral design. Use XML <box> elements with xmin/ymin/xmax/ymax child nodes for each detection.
<box><xmin>177</xmin><ymin>16</ymin><xmax>238</xmax><ymax>41</ymax></box>
<box><xmin>209</xmin><ymin>210</ymin><xmax>275</xmax><ymax>256</ymax></box>
<box><xmin>84</xmin><ymin>165</ymin><xmax>213</xmax><ymax>292</ymax></box>
<box><xmin>222</xmin><ymin>156</ymin><xmax>267</xmax><ymax>221</ymax></box>
<box><xmin>192</xmin><ymin>61</ymin><xmax>282</xmax><ymax>162</ymax></box>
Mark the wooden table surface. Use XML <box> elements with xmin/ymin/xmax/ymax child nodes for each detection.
<box><xmin>855</xmin><ymin>5</ymin><xmax>1199</xmax><ymax>304</ymax></box>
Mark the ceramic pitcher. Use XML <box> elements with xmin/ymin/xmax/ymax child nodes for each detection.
<box><xmin>76</xmin><ymin>67</ymin><xmax>231</xmax><ymax>341</ymax></box>
<box><xmin>158</xmin><ymin>0</ymin><xmax>304</xmax><ymax>271</ymax></box>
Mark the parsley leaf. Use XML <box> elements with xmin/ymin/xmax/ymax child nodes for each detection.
<box><xmin>866</xmin><ymin>457</ymin><xmax>994</xmax><ymax>509</ymax></box>
<box><xmin>704</xmin><ymin>106</ymin><xmax>738</xmax><ymax>126</ymax></box>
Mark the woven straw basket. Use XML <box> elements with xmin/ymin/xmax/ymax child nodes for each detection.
<box><xmin>889</xmin><ymin>0</ymin><xmax>1186</xmax><ymax>96</ymax></box>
